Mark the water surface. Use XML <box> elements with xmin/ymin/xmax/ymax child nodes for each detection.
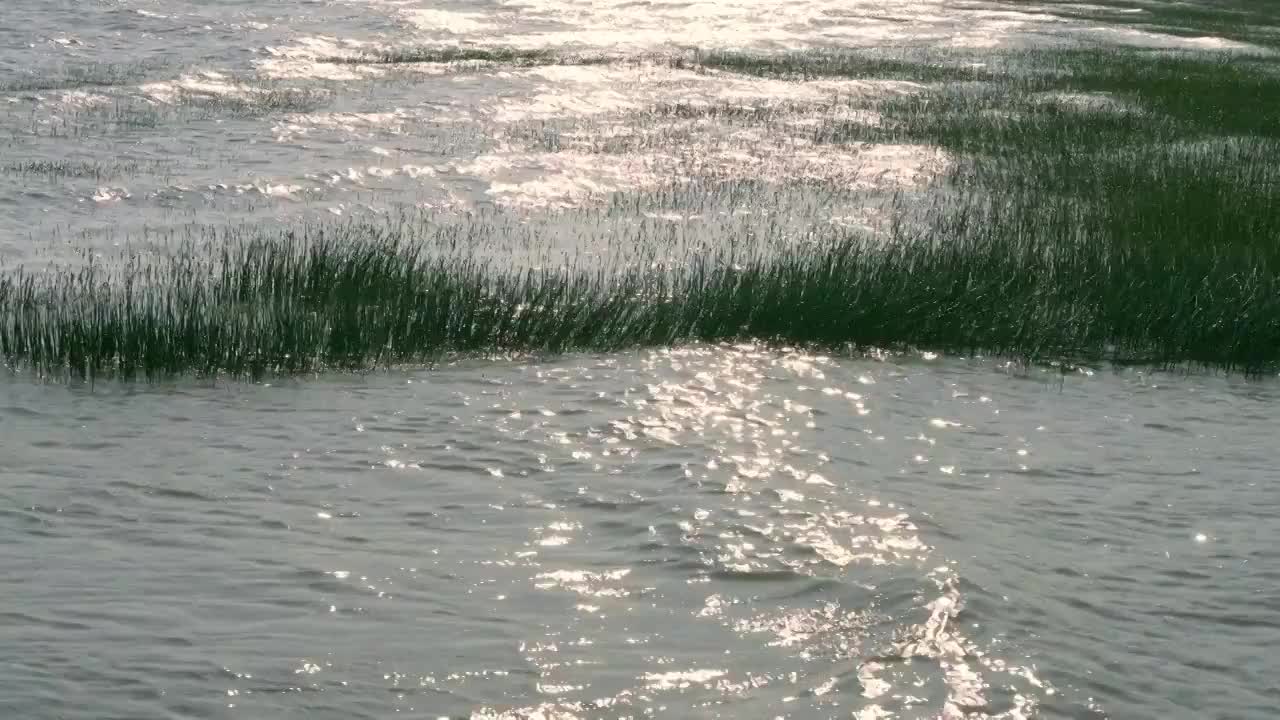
<box><xmin>2</xmin><ymin>1</ymin><xmax>1278</xmax><ymax>718</ymax></box>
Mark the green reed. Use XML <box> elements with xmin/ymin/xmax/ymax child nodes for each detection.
<box><xmin>5</xmin><ymin>5</ymin><xmax>1278</xmax><ymax>380</ymax></box>
<box><xmin>2</xmin><ymin>172</ymin><xmax>1277</xmax><ymax>380</ymax></box>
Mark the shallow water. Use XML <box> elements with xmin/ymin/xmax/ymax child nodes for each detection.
<box><xmin>2</xmin><ymin>0</ymin><xmax>1265</xmax><ymax>255</ymax></box>
<box><xmin>3</xmin><ymin>0</ymin><xmax>1279</xmax><ymax>718</ymax></box>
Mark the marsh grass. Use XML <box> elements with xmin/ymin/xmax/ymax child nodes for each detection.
<box><xmin>0</xmin><ymin>63</ymin><xmax>155</xmax><ymax>93</ymax></box>
<box><xmin>2</xmin><ymin>173</ymin><xmax>1277</xmax><ymax>380</ymax></box>
<box><xmin>5</xmin><ymin>5</ymin><xmax>1278</xmax><ymax>381</ymax></box>
<box><xmin>2</xmin><ymin>159</ymin><xmax>173</xmax><ymax>181</ymax></box>
<box><xmin>504</xmin><ymin>44</ymin><xmax>1280</xmax><ymax>163</ymax></box>
<box><xmin>694</xmin><ymin>46</ymin><xmax>1280</xmax><ymax>134</ymax></box>
<box><xmin>1023</xmin><ymin>49</ymin><xmax>1280</xmax><ymax>138</ymax></box>
<box><xmin>672</xmin><ymin>45</ymin><xmax>1280</xmax><ymax>245</ymax></box>
<box><xmin>322</xmin><ymin>45</ymin><xmax>618</xmax><ymax>68</ymax></box>
<box><xmin>16</xmin><ymin>86</ymin><xmax>332</xmax><ymax>138</ymax></box>
<box><xmin>680</xmin><ymin>48</ymin><xmax>996</xmax><ymax>82</ymax></box>
<box><xmin>174</xmin><ymin>87</ymin><xmax>331</xmax><ymax>116</ymax></box>
<box><xmin>1010</xmin><ymin>0</ymin><xmax>1280</xmax><ymax>51</ymax></box>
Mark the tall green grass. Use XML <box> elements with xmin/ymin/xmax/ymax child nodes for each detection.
<box><xmin>2</xmin><ymin>172</ymin><xmax>1277</xmax><ymax>380</ymax></box>
<box><xmin>6</xmin><ymin>10</ymin><xmax>1279</xmax><ymax>381</ymax></box>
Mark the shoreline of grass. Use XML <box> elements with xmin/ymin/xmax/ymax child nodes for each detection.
<box><xmin>3</xmin><ymin>181</ymin><xmax>1277</xmax><ymax>380</ymax></box>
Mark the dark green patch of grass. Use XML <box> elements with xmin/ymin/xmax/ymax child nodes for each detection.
<box><xmin>515</xmin><ymin>46</ymin><xmax>1280</xmax><ymax>159</ymax></box>
<box><xmin>2</xmin><ymin>169</ymin><xmax>1277</xmax><ymax>380</ymax></box>
<box><xmin>960</xmin><ymin>138</ymin><xmax>1280</xmax><ymax>225</ymax></box>
<box><xmin>1023</xmin><ymin>49</ymin><xmax>1280</xmax><ymax>138</ymax></box>
<box><xmin>772</xmin><ymin>47</ymin><xmax>1280</xmax><ymax>238</ymax></box>
<box><xmin>323</xmin><ymin>45</ymin><xmax>616</xmax><ymax>67</ymax></box>
<box><xmin>715</xmin><ymin>47</ymin><xmax>1280</xmax><ymax>182</ymax></box>
<box><xmin>811</xmin><ymin>84</ymin><xmax>1158</xmax><ymax>151</ymax></box>
<box><xmin>677</xmin><ymin>48</ymin><xmax>994</xmax><ymax>83</ymax></box>
<box><xmin>7</xmin><ymin>3</ymin><xmax>1280</xmax><ymax>381</ymax></box>
<box><xmin>692</xmin><ymin>46</ymin><xmax>1280</xmax><ymax>140</ymax></box>
<box><xmin>1008</xmin><ymin>0</ymin><xmax>1280</xmax><ymax>52</ymax></box>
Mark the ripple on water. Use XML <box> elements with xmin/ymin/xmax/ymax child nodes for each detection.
<box><xmin>3</xmin><ymin>0</ymin><xmax>1280</xmax><ymax>716</ymax></box>
<box><xmin>2</xmin><ymin>348</ymin><xmax>1279</xmax><ymax>717</ymax></box>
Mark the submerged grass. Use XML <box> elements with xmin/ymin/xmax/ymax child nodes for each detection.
<box><xmin>508</xmin><ymin>44</ymin><xmax>1280</xmax><ymax>162</ymax></box>
<box><xmin>0</xmin><ymin>62</ymin><xmax>155</xmax><ymax>93</ymax></box>
<box><xmin>12</xmin><ymin>86</ymin><xmax>333</xmax><ymax>138</ymax></box>
<box><xmin>322</xmin><ymin>45</ymin><xmax>617</xmax><ymax>67</ymax></box>
<box><xmin>2</xmin><ymin>159</ymin><xmax>173</xmax><ymax>181</ymax></box>
<box><xmin>680</xmin><ymin>48</ymin><xmax>995</xmax><ymax>83</ymax></box>
<box><xmin>3</xmin><ymin>174</ymin><xmax>1278</xmax><ymax>380</ymax></box>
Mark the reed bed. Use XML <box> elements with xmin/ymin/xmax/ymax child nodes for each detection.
<box><xmin>5</xmin><ymin>8</ymin><xmax>1278</xmax><ymax>381</ymax></box>
<box><xmin>2</xmin><ymin>178</ymin><xmax>1277</xmax><ymax>380</ymax></box>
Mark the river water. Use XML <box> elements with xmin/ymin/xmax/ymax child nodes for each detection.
<box><xmin>2</xmin><ymin>1</ymin><xmax>1278</xmax><ymax>719</ymax></box>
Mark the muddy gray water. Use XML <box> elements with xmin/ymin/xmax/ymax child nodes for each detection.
<box><xmin>2</xmin><ymin>1</ymin><xmax>1279</xmax><ymax>718</ymax></box>
<box><xmin>3</xmin><ymin>351</ymin><xmax>1278</xmax><ymax>719</ymax></box>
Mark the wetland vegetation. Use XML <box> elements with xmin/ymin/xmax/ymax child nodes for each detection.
<box><xmin>3</xmin><ymin>1</ymin><xmax>1278</xmax><ymax>380</ymax></box>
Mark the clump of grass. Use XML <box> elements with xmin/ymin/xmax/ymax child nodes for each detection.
<box><xmin>967</xmin><ymin>138</ymin><xmax>1280</xmax><ymax>226</ymax></box>
<box><xmin>1012</xmin><ymin>0</ymin><xmax>1280</xmax><ymax>52</ymax></box>
<box><xmin>1023</xmin><ymin>49</ymin><xmax>1280</xmax><ymax>139</ymax></box>
<box><xmin>19</xmin><ymin>86</ymin><xmax>331</xmax><ymax>138</ymax></box>
<box><xmin>2</xmin><ymin>169</ymin><xmax>1277</xmax><ymax>380</ymax></box>
<box><xmin>677</xmin><ymin>48</ymin><xmax>995</xmax><ymax>82</ymax></box>
<box><xmin>322</xmin><ymin>45</ymin><xmax>616</xmax><ymax>67</ymax></box>
<box><xmin>694</xmin><ymin>46</ymin><xmax>1280</xmax><ymax>141</ymax></box>
<box><xmin>808</xmin><ymin>83</ymin><xmax>1162</xmax><ymax>152</ymax></box>
<box><xmin>168</xmin><ymin>86</ymin><xmax>331</xmax><ymax>116</ymax></box>
<box><xmin>2</xmin><ymin>159</ymin><xmax>172</xmax><ymax>181</ymax></box>
<box><xmin>0</xmin><ymin>62</ymin><xmax>155</xmax><ymax>93</ymax></box>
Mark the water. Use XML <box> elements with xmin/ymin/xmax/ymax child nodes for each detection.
<box><xmin>3</xmin><ymin>0</ymin><xmax>1279</xmax><ymax>718</ymax></box>
<box><xmin>2</xmin><ymin>0</ymin><xmax>1258</xmax><ymax>252</ymax></box>
<box><xmin>3</xmin><ymin>350</ymin><xmax>1277</xmax><ymax>719</ymax></box>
